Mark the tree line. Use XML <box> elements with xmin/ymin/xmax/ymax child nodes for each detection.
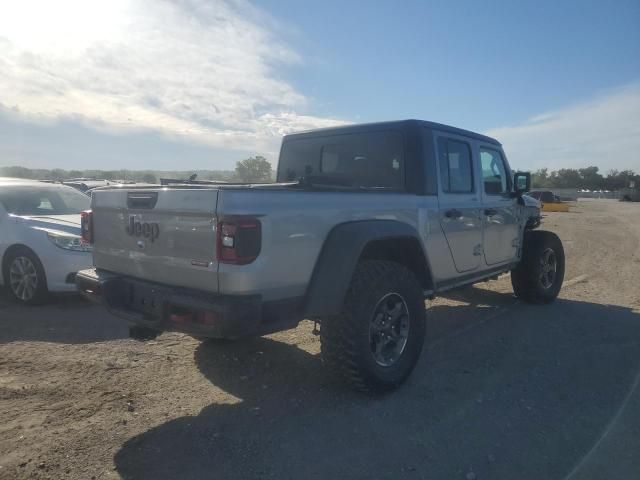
<box><xmin>0</xmin><ymin>156</ymin><xmax>274</xmax><ymax>184</ymax></box>
<box><xmin>531</xmin><ymin>167</ymin><xmax>637</xmax><ymax>190</ymax></box>
<box><xmin>2</xmin><ymin>160</ymin><xmax>636</xmax><ymax>190</ymax></box>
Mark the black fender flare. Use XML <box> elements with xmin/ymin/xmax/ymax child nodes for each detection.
<box><xmin>304</xmin><ymin>220</ymin><xmax>431</xmax><ymax>317</ymax></box>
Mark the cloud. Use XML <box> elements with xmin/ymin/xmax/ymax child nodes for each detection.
<box><xmin>0</xmin><ymin>107</ymin><xmax>250</xmax><ymax>171</ymax></box>
<box><xmin>0</xmin><ymin>0</ymin><xmax>346</xmax><ymax>166</ymax></box>
<box><xmin>486</xmin><ymin>84</ymin><xmax>640</xmax><ymax>172</ymax></box>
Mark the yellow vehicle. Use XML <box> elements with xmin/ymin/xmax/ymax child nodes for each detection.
<box><xmin>541</xmin><ymin>202</ymin><xmax>570</xmax><ymax>212</ymax></box>
<box><xmin>528</xmin><ymin>190</ymin><xmax>570</xmax><ymax>212</ymax></box>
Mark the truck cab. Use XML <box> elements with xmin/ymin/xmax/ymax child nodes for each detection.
<box><xmin>277</xmin><ymin>120</ymin><xmax>526</xmax><ymax>288</ymax></box>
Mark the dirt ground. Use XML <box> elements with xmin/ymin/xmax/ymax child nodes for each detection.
<box><xmin>1</xmin><ymin>199</ymin><xmax>639</xmax><ymax>480</ymax></box>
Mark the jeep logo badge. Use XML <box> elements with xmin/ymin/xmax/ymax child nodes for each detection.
<box><xmin>126</xmin><ymin>217</ymin><xmax>160</xmax><ymax>243</ymax></box>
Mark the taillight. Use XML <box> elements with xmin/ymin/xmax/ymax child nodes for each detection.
<box><xmin>80</xmin><ymin>210</ymin><xmax>93</xmax><ymax>244</ymax></box>
<box><xmin>217</xmin><ymin>216</ymin><xmax>261</xmax><ymax>265</ymax></box>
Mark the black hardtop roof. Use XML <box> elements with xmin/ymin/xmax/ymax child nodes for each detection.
<box><xmin>283</xmin><ymin>119</ymin><xmax>501</xmax><ymax>146</ymax></box>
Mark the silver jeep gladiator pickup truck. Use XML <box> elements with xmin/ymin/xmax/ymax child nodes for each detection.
<box><xmin>77</xmin><ymin>119</ymin><xmax>562</xmax><ymax>392</ymax></box>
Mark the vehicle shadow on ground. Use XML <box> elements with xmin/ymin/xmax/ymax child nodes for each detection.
<box><xmin>0</xmin><ymin>288</ymin><xmax>129</xmax><ymax>344</ymax></box>
<box><xmin>428</xmin><ymin>285</ymin><xmax>517</xmax><ymax>343</ymax></box>
<box><xmin>115</xmin><ymin>291</ymin><xmax>640</xmax><ymax>480</ymax></box>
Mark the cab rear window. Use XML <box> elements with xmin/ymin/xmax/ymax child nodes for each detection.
<box><xmin>277</xmin><ymin>130</ymin><xmax>405</xmax><ymax>190</ymax></box>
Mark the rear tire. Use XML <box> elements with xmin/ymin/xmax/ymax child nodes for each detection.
<box><xmin>511</xmin><ymin>230</ymin><xmax>565</xmax><ymax>304</ymax></box>
<box><xmin>320</xmin><ymin>260</ymin><xmax>426</xmax><ymax>393</ymax></box>
<box><xmin>2</xmin><ymin>247</ymin><xmax>49</xmax><ymax>305</ymax></box>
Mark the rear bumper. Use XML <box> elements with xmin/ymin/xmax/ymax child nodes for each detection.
<box><xmin>76</xmin><ymin>268</ymin><xmax>298</xmax><ymax>339</ymax></box>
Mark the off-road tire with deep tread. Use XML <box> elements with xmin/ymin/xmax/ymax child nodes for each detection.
<box><xmin>320</xmin><ymin>260</ymin><xmax>426</xmax><ymax>393</ymax></box>
<box><xmin>511</xmin><ymin>230</ymin><xmax>565</xmax><ymax>304</ymax></box>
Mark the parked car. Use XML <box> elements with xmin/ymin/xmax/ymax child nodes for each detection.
<box><xmin>528</xmin><ymin>190</ymin><xmax>558</xmax><ymax>202</ymax></box>
<box><xmin>78</xmin><ymin>120</ymin><xmax>563</xmax><ymax>392</ymax></box>
<box><xmin>0</xmin><ymin>178</ymin><xmax>92</xmax><ymax>304</ymax></box>
<box><xmin>63</xmin><ymin>179</ymin><xmax>112</xmax><ymax>194</ymax></box>
<box><xmin>527</xmin><ymin>190</ymin><xmax>570</xmax><ymax>212</ymax></box>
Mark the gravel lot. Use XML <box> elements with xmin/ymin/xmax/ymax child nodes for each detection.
<box><xmin>1</xmin><ymin>199</ymin><xmax>639</xmax><ymax>480</ymax></box>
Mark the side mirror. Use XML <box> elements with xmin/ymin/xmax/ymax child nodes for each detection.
<box><xmin>513</xmin><ymin>171</ymin><xmax>531</xmax><ymax>195</ymax></box>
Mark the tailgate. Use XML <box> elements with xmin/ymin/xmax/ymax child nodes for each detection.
<box><xmin>91</xmin><ymin>188</ymin><xmax>220</xmax><ymax>293</ymax></box>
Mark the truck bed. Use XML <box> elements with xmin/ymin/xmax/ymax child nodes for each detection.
<box><xmin>91</xmin><ymin>184</ymin><xmax>435</xmax><ymax>301</ymax></box>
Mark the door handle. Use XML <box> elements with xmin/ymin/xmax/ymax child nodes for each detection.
<box><xmin>445</xmin><ymin>209</ymin><xmax>462</xmax><ymax>219</ymax></box>
<box><xmin>484</xmin><ymin>208</ymin><xmax>498</xmax><ymax>216</ymax></box>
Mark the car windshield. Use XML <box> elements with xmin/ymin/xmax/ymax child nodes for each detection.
<box><xmin>0</xmin><ymin>185</ymin><xmax>90</xmax><ymax>216</ymax></box>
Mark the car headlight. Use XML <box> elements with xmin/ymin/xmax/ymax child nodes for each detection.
<box><xmin>46</xmin><ymin>232</ymin><xmax>92</xmax><ymax>252</ymax></box>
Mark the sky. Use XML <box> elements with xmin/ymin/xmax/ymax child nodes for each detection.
<box><xmin>0</xmin><ymin>0</ymin><xmax>639</xmax><ymax>172</ymax></box>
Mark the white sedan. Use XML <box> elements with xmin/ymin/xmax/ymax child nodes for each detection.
<box><xmin>0</xmin><ymin>178</ymin><xmax>93</xmax><ymax>304</ymax></box>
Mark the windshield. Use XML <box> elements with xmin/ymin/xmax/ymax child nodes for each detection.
<box><xmin>277</xmin><ymin>130</ymin><xmax>405</xmax><ymax>190</ymax></box>
<box><xmin>0</xmin><ymin>185</ymin><xmax>90</xmax><ymax>216</ymax></box>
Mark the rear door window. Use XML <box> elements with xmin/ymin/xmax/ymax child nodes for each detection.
<box><xmin>437</xmin><ymin>138</ymin><xmax>474</xmax><ymax>193</ymax></box>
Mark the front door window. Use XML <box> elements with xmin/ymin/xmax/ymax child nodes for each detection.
<box><xmin>480</xmin><ymin>148</ymin><xmax>509</xmax><ymax>195</ymax></box>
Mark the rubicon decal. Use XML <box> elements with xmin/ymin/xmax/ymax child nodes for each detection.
<box><xmin>126</xmin><ymin>217</ymin><xmax>160</xmax><ymax>242</ymax></box>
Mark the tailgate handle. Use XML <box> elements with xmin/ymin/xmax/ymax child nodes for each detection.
<box><xmin>127</xmin><ymin>192</ymin><xmax>158</xmax><ymax>209</ymax></box>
